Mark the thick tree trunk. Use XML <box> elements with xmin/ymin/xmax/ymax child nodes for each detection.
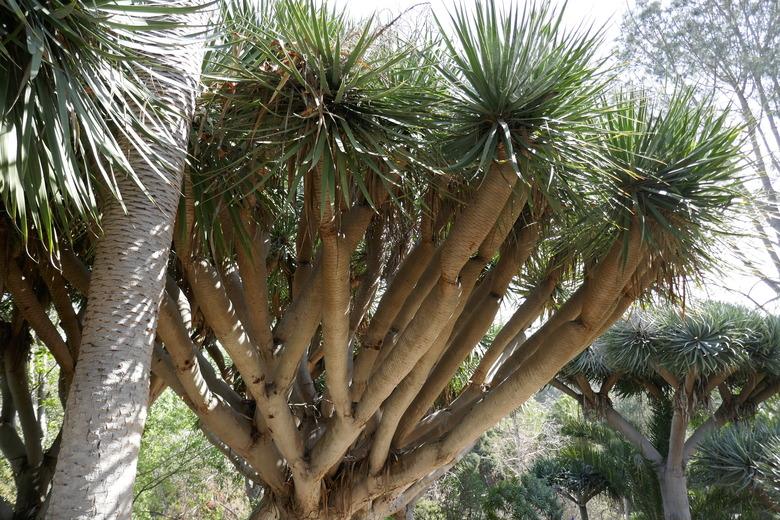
<box><xmin>46</xmin><ymin>8</ymin><xmax>207</xmax><ymax>519</ymax></box>
<box><xmin>578</xmin><ymin>503</ymin><xmax>589</xmax><ymax>520</ymax></box>
<box><xmin>658</xmin><ymin>466</ymin><xmax>691</xmax><ymax>520</ymax></box>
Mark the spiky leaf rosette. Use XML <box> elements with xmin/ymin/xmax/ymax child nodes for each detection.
<box><xmin>562</xmin><ymin>328</ymin><xmax>668</xmax><ymax>398</ymax></box>
<box><xmin>560</xmin><ymin>343</ymin><xmax>610</xmax><ymax>383</ymax></box>
<box><xmin>189</xmin><ymin>0</ymin><xmax>442</xmax><ymax>259</ymax></box>
<box><xmin>0</xmin><ymin>0</ymin><xmax>206</xmax><ymax>248</ymax></box>
<box><xmin>652</xmin><ymin>305</ymin><xmax>749</xmax><ymax>378</ymax></box>
<box><xmin>595</xmin><ymin>303</ymin><xmax>780</xmax><ymax>382</ymax></box>
<box><xmin>579</xmin><ymin>89</ymin><xmax>745</xmax><ymax>284</ymax></box>
<box><xmin>436</xmin><ymin>0</ymin><xmax>604</xmax><ymax>191</ymax></box>
<box><xmin>757</xmin><ymin>435</ymin><xmax>780</xmax><ymax>504</ymax></box>
<box><xmin>691</xmin><ymin>419</ymin><xmax>780</xmax><ymax>495</ymax></box>
<box><xmin>198</xmin><ymin>0</ymin><xmax>439</xmax><ymax>200</ymax></box>
<box><xmin>600</xmin><ymin>312</ymin><xmax>659</xmax><ymax>377</ymax></box>
<box><xmin>743</xmin><ymin>314</ymin><xmax>780</xmax><ymax>378</ymax></box>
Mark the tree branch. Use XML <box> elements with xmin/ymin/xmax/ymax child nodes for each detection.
<box><xmin>604</xmin><ymin>407</ymin><xmax>664</xmax><ymax>467</ymax></box>
<box><xmin>235</xmin><ymin>219</ymin><xmax>274</xmax><ymax>360</ymax></box>
<box><xmin>350</xmin><ymin>240</ymin><xmax>435</xmax><ymax>400</ymax></box>
<box><xmin>320</xmin><ymin>211</ymin><xmax>353</xmax><ymax>418</ymax></box>
<box><xmin>551</xmin><ymin>379</ymin><xmax>582</xmax><ymax>401</ymax></box>
<box><xmin>5</xmin><ymin>260</ymin><xmax>74</xmax><ymax>376</ymax></box>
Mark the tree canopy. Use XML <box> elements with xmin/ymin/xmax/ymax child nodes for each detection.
<box><xmin>0</xmin><ymin>1</ymin><xmax>757</xmax><ymax>518</ymax></box>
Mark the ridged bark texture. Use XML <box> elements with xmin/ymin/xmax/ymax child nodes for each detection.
<box><xmin>46</xmin><ymin>8</ymin><xmax>207</xmax><ymax>519</ymax></box>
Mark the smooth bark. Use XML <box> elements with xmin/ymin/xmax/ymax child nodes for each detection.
<box><xmin>658</xmin><ymin>466</ymin><xmax>691</xmax><ymax>520</ymax></box>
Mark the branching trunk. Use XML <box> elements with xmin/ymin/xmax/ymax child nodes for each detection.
<box><xmin>79</xmin><ymin>76</ymin><xmax>713</xmax><ymax>519</ymax></box>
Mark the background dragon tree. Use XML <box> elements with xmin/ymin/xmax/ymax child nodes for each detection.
<box><xmin>554</xmin><ymin>303</ymin><xmax>780</xmax><ymax>519</ymax></box>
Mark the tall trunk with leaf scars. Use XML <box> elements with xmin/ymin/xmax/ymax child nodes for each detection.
<box><xmin>47</xmin><ymin>6</ymin><xmax>208</xmax><ymax>518</ymax></box>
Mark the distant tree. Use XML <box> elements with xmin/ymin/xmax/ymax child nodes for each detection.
<box><xmin>619</xmin><ymin>0</ymin><xmax>780</xmax><ymax>298</ymax></box>
<box><xmin>413</xmin><ymin>499</ymin><xmax>446</xmax><ymax>520</ymax></box>
<box><xmin>552</xmin><ymin>303</ymin><xmax>780</xmax><ymax>520</ymax></box>
<box><xmin>532</xmin><ymin>450</ymin><xmax>614</xmax><ymax>520</ymax></box>
<box><xmin>482</xmin><ymin>474</ymin><xmax>562</xmax><ymax>520</ymax></box>
<box><xmin>440</xmin><ymin>453</ymin><xmax>489</xmax><ymax>520</ymax></box>
<box><xmin>552</xmin><ymin>418</ymin><xmax>664</xmax><ymax>520</ymax></box>
<box><xmin>430</xmin><ymin>442</ymin><xmax>563</xmax><ymax>520</ymax></box>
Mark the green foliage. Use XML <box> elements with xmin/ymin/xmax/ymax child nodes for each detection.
<box><xmin>0</xmin><ymin>1</ymin><xmax>205</xmax><ymax>247</ymax></box>
<box><xmin>133</xmin><ymin>390</ymin><xmax>251</xmax><ymax>520</ymax></box>
<box><xmin>654</xmin><ymin>304</ymin><xmax>750</xmax><ymax>377</ymax></box>
<box><xmin>483</xmin><ymin>475</ymin><xmax>562</xmax><ymax>520</ymax></box>
<box><xmin>646</xmin><ymin>397</ymin><xmax>672</xmax><ymax>461</ymax></box>
<box><xmin>439</xmin><ymin>452</ymin><xmax>493</xmax><ymax>520</ymax></box>
<box><xmin>542</xmin><ymin>412</ymin><xmax>664</xmax><ymax>520</ymax></box>
<box><xmin>572</xmin><ymin>302</ymin><xmax>780</xmax><ymax>382</ymax></box>
<box><xmin>434</xmin><ymin>450</ymin><xmax>563</xmax><ymax>520</ymax></box>
<box><xmin>196</xmin><ymin>0</ymin><xmax>438</xmax><ymax>208</ymax></box>
<box><xmin>688</xmin><ymin>486</ymin><xmax>767</xmax><ymax>520</ymax></box>
<box><xmin>582</xmin><ymin>89</ymin><xmax>744</xmax><ymax>278</ymax></box>
<box><xmin>419</xmin><ymin>402</ymin><xmax>564</xmax><ymax>520</ymax></box>
<box><xmin>184</xmin><ymin>0</ymin><xmax>750</xmax><ymax>324</ymax></box>
<box><xmin>413</xmin><ymin>498</ymin><xmax>446</xmax><ymax>520</ymax></box>
<box><xmin>0</xmin><ymin>452</ymin><xmax>13</xmax><ymax>508</ymax></box>
<box><xmin>190</xmin><ymin>0</ymin><xmax>444</xmax><ymax>262</ymax></box>
<box><xmin>440</xmin><ymin>339</ymin><xmax>487</xmax><ymax>404</ymax></box>
<box><xmin>533</xmin><ymin>452</ymin><xmax>609</xmax><ymax>501</ymax></box>
<box><xmin>690</xmin><ymin>418</ymin><xmax>780</xmax><ymax>508</ymax></box>
<box><xmin>437</xmin><ymin>0</ymin><xmax>604</xmax><ymax>181</ymax></box>
<box><xmin>559</xmin><ymin>342</ymin><xmax>611</xmax><ymax>381</ymax></box>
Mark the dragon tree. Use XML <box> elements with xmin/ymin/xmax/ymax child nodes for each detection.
<box><xmin>554</xmin><ymin>303</ymin><xmax>780</xmax><ymax>519</ymax></box>
<box><xmin>0</xmin><ymin>0</ymin><xmax>750</xmax><ymax>518</ymax></box>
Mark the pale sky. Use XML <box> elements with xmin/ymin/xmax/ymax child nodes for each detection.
<box><xmin>335</xmin><ymin>0</ymin><xmax>633</xmax><ymax>45</ymax></box>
